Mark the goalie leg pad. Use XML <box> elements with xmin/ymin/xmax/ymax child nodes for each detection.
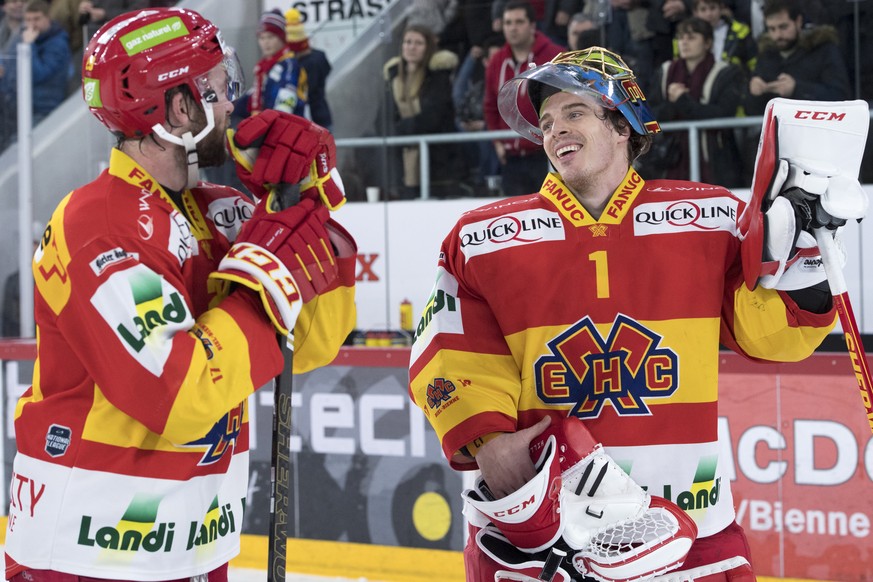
<box><xmin>650</xmin><ymin>557</ymin><xmax>753</xmax><ymax>582</ymax></box>
<box><xmin>474</xmin><ymin>526</ymin><xmax>573</xmax><ymax>582</ymax></box>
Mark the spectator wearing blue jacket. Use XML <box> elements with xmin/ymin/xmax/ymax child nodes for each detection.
<box><xmin>235</xmin><ymin>10</ymin><xmax>307</xmax><ymax>119</ymax></box>
<box><xmin>2</xmin><ymin>0</ymin><xmax>72</xmax><ymax>123</ymax></box>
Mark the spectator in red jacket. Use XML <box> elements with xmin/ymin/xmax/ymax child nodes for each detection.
<box><xmin>484</xmin><ymin>0</ymin><xmax>564</xmax><ymax>196</ymax></box>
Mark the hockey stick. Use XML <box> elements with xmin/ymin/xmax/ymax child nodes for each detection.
<box><xmin>815</xmin><ymin>228</ymin><xmax>873</xmax><ymax>436</ymax></box>
<box><xmin>268</xmin><ymin>183</ymin><xmax>301</xmax><ymax>582</ymax></box>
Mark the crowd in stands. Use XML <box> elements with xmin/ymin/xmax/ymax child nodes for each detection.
<box><xmin>374</xmin><ymin>0</ymin><xmax>871</xmax><ymax>199</ymax></box>
<box><xmin>0</xmin><ymin>0</ymin><xmax>871</xmax><ymax>199</ymax></box>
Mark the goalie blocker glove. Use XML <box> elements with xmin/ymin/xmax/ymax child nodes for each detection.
<box><xmin>210</xmin><ymin>196</ymin><xmax>354</xmax><ymax>338</ymax></box>
<box><xmin>757</xmin><ymin>157</ymin><xmax>862</xmax><ymax>291</ymax></box>
<box><xmin>738</xmin><ymin>98</ymin><xmax>869</xmax><ymax>292</ymax></box>
<box><xmin>462</xmin><ymin>417</ymin><xmax>697</xmax><ymax>582</ymax></box>
<box><xmin>227</xmin><ymin>110</ymin><xmax>346</xmax><ymax>210</ymax></box>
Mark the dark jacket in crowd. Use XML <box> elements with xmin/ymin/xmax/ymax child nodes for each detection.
<box><xmin>743</xmin><ymin>24</ymin><xmax>850</xmax><ymax>115</ymax></box>
<box><xmin>648</xmin><ymin>56</ymin><xmax>746</xmax><ymax>188</ymax></box>
<box><xmin>1</xmin><ymin>21</ymin><xmax>71</xmax><ymax>118</ymax></box>
<box><xmin>483</xmin><ymin>31</ymin><xmax>564</xmax><ymax>157</ymax></box>
<box><xmin>298</xmin><ymin>49</ymin><xmax>333</xmax><ymax>130</ymax></box>
<box><xmin>381</xmin><ymin>49</ymin><xmax>465</xmax><ymax>197</ymax></box>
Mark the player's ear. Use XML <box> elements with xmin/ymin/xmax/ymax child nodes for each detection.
<box><xmin>166</xmin><ymin>90</ymin><xmax>190</xmax><ymax>128</ymax></box>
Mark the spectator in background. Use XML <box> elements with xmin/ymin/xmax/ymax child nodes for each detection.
<box><xmin>50</xmin><ymin>0</ymin><xmax>147</xmax><ymax>86</ymax></box>
<box><xmin>0</xmin><ymin>0</ymin><xmax>24</xmax><ymax>149</ymax></box>
<box><xmin>1</xmin><ymin>0</ymin><xmax>24</xmax><ymax>52</ymax></box>
<box><xmin>646</xmin><ymin>0</ymin><xmax>691</xmax><ymax>86</ymax></box>
<box><xmin>744</xmin><ymin>0</ymin><xmax>850</xmax><ymax>115</ymax></box>
<box><xmin>460</xmin><ymin>0</ymin><xmax>497</xmax><ymax>52</ymax></box>
<box><xmin>740</xmin><ymin>0</ymin><xmax>849</xmax><ymax>185</ymax></box>
<box><xmin>647</xmin><ymin>17</ymin><xmax>744</xmax><ymax>186</ymax></box>
<box><xmin>484</xmin><ymin>0</ymin><xmax>564</xmax><ymax>196</ymax></box>
<box><xmin>453</xmin><ymin>34</ymin><xmax>503</xmax><ymax>195</ymax></box>
<box><xmin>236</xmin><ymin>9</ymin><xmax>307</xmax><ymax>118</ymax></box>
<box><xmin>541</xmin><ymin>0</ymin><xmax>583</xmax><ymax>45</ymax></box>
<box><xmin>566</xmin><ymin>10</ymin><xmax>600</xmax><ymax>49</ymax></box>
<box><xmin>406</xmin><ymin>0</ymin><xmax>460</xmax><ymax>43</ymax></box>
<box><xmin>380</xmin><ymin>24</ymin><xmax>465</xmax><ymax>199</ymax></box>
<box><xmin>0</xmin><ymin>0</ymin><xmax>71</xmax><ymax>126</ymax></box>
<box><xmin>285</xmin><ymin>8</ymin><xmax>333</xmax><ymax>130</ymax></box>
<box><xmin>691</xmin><ymin>0</ymin><xmax>756</xmax><ymax>74</ymax></box>
<box><xmin>492</xmin><ymin>0</ymin><xmax>546</xmax><ymax>32</ymax></box>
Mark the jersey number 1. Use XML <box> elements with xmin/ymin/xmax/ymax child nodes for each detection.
<box><xmin>588</xmin><ymin>251</ymin><xmax>610</xmax><ymax>298</ymax></box>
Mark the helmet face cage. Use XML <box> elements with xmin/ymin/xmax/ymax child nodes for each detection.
<box><xmin>82</xmin><ymin>8</ymin><xmax>244</xmax><ymax>139</ymax></box>
<box><xmin>497</xmin><ymin>47</ymin><xmax>661</xmax><ymax>145</ymax></box>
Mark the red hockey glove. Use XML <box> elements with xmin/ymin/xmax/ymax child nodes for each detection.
<box><xmin>210</xmin><ymin>196</ymin><xmax>338</xmax><ymax>337</ymax></box>
<box><xmin>227</xmin><ymin>110</ymin><xmax>345</xmax><ymax>209</ymax></box>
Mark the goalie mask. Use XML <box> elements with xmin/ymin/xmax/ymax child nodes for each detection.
<box><xmin>497</xmin><ymin>47</ymin><xmax>660</xmax><ymax>145</ymax></box>
<box><xmin>82</xmin><ymin>8</ymin><xmax>244</xmax><ymax>141</ymax></box>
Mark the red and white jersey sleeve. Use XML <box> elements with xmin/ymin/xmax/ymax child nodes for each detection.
<box><xmin>408</xmin><ymin>169</ymin><xmax>834</xmax><ymax>539</ymax></box>
<box><xmin>6</xmin><ymin>149</ymin><xmax>355</xmax><ymax>579</ymax></box>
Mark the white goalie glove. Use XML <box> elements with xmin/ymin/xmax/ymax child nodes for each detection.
<box><xmin>462</xmin><ymin>417</ymin><xmax>698</xmax><ymax>582</ymax></box>
<box><xmin>757</xmin><ymin>157</ymin><xmax>863</xmax><ymax>290</ymax></box>
<box><xmin>739</xmin><ymin>98</ymin><xmax>869</xmax><ymax>291</ymax></box>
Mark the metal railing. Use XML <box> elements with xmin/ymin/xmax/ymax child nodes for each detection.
<box><xmin>337</xmin><ymin>111</ymin><xmax>873</xmax><ymax>199</ymax></box>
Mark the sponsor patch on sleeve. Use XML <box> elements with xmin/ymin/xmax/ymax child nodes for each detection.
<box><xmin>89</xmin><ymin>247</ymin><xmax>139</xmax><ymax>277</ymax></box>
<box><xmin>90</xmin><ymin>264</ymin><xmax>194</xmax><ymax>376</ymax></box>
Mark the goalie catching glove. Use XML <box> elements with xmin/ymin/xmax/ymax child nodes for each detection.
<box><xmin>210</xmin><ymin>195</ymin><xmax>354</xmax><ymax>338</ymax></box>
<box><xmin>463</xmin><ymin>417</ymin><xmax>697</xmax><ymax>582</ymax></box>
<box><xmin>227</xmin><ymin>110</ymin><xmax>346</xmax><ymax>210</ymax></box>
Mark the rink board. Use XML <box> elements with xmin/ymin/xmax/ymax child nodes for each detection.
<box><xmin>0</xmin><ymin>344</ymin><xmax>871</xmax><ymax>580</ymax></box>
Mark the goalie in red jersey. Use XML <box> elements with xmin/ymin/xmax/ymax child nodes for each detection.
<box><xmin>408</xmin><ymin>47</ymin><xmax>857</xmax><ymax>581</ymax></box>
<box><xmin>5</xmin><ymin>7</ymin><xmax>355</xmax><ymax>582</ymax></box>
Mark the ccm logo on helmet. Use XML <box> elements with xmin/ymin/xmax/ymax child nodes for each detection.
<box><xmin>794</xmin><ymin>110</ymin><xmax>846</xmax><ymax>121</ymax></box>
<box><xmin>157</xmin><ymin>66</ymin><xmax>190</xmax><ymax>82</ymax></box>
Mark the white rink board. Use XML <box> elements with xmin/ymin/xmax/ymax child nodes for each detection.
<box><xmin>337</xmin><ymin>188</ymin><xmax>873</xmax><ymax>334</ymax></box>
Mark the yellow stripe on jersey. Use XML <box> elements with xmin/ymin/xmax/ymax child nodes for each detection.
<box><xmin>33</xmin><ymin>193</ymin><xmax>74</xmax><ymax>316</ymax></box>
<box><xmin>733</xmin><ymin>285</ymin><xmax>835</xmax><ymax>361</ymax></box>
<box><xmin>293</xmin><ymin>286</ymin><xmax>357</xmax><ymax>374</ymax></box>
<box><xmin>507</xmin><ymin>316</ymin><xmax>722</xmax><ymax>409</ymax></box>
<box><xmin>162</xmin><ymin>306</ymin><xmax>259</xmax><ymax>444</ymax></box>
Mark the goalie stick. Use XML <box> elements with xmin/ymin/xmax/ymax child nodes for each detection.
<box><xmin>816</xmin><ymin>229</ymin><xmax>873</xmax><ymax>435</ymax></box>
<box><xmin>754</xmin><ymin>98</ymin><xmax>873</xmax><ymax>436</ymax></box>
<box><xmin>268</xmin><ymin>183</ymin><xmax>301</xmax><ymax>582</ymax></box>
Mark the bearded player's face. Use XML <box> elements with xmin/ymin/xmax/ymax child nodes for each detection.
<box><xmin>189</xmin><ymin>66</ymin><xmax>235</xmax><ymax>168</ymax></box>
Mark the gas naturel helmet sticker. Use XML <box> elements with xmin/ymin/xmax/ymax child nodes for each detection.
<box><xmin>120</xmin><ymin>16</ymin><xmax>189</xmax><ymax>55</ymax></box>
<box><xmin>83</xmin><ymin>78</ymin><xmax>102</xmax><ymax>107</ymax></box>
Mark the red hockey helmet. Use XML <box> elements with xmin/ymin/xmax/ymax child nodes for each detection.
<box><xmin>81</xmin><ymin>7</ymin><xmax>243</xmax><ymax>139</ymax></box>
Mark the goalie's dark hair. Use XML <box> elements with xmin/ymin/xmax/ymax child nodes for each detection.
<box><xmin>601</xmin><ymin>107</ymin><xmax>652</xmax><ymax>162</ymax></box>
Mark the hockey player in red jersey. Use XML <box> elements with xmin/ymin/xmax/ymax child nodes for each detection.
<box><xmin>5</xmin><ymin>7</ymin><xmax>355</xmax><ymax>582</ymax></box>
<box><xmin>408</xmin><ymin>47</ymin><xmax>847</xmax><ymax>581</ymax></box>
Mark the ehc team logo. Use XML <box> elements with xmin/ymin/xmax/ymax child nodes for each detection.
<box><xmin>459</xmin><ymin>209</ymin><xmax>565</xmax><ymax>259</ymax></box>
<box><xmin>633</xmin><ymin>197</ymin><xmax>738</xmax><ymax>236</ymax></box>
<box><xmin>535</xmin><ymin>314</ymin><xmax>678</xmax><ymax>418</ymax></box>
<box><xmin>184</xmin><ymin>403</ymin><xmax>244</xmax><ymax>465</ymax></box>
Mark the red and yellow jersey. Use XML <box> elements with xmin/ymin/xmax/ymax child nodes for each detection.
<box><xmin>6</xmin><ymin>149</ymin><xmax>355</xmax><ymax>579</ymax></box>
<box><xmin>409</xmin><ymin>169</ymin><xmax>835</xmax><ymax>538</ymax></box>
